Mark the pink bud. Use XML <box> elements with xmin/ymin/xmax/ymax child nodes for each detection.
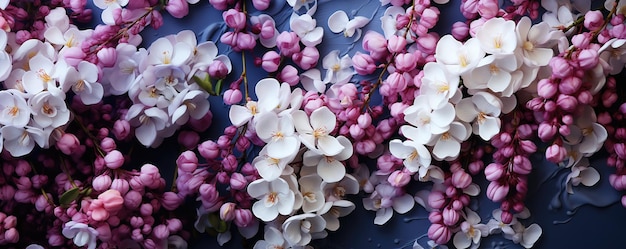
<box><xmin>549</xmin><ymin>57</ymin><xmax>572</xmax><ymax>78</ymax></box>
<box><xmin>104</xmin><ymin>150</ymin><xmax>125</xmax><ymax>169</ymax></box>
<box><xmin>556</xmin><ymin>94</ymin><xmax>578</xmax><ymax>112</ymax></box>
<box><xmin>451</xmin><ymin>21</ymin><xmax>469</xmax><ymax>40</ymax></box>
<box><xmin>93</xmin><ymin>175</ymin><xmax>113</xmax><ymax>192</ymax></box>
<box><xmin>261</xmin><ymin>51</ymin><xmax>280</xmax><ymax>72</ymax></box>
<box><xmin>276</xmin><ymin>31</ymin><xmax>301</xmax><ymax>56</ymax></box>
<box><xmin>208</xmin><ymin>60</ymin><xmax>229</xmax><ymax>79</ymax></box>
<box><xmin>571</xmin><ymin>33</ymin><xmax>591</xmax><ymax>48</ymax></box>
<box><xmin>209</xmin><ymin>0</ymin><xmax>230</xmax><ymax>10</ymax></box>
<box><xmin>234</xmin><ymin>208</ymin><xmax>254</xmax><ymax>227</ymax></box>
<box><xmin>278</xmin><ymin>65</ymin><xmax>299</xmax><ymax>86</ymax></box>
<box><xmin>537</xmin><ymin>79</ymin><xmax>557</xmax><ymax>99</ymax></box>
<box><xmin>545</xmin><ymin>144</ymin><xmax>567</xmax><ymax>163</ymax></box>
<box><xmin>99</xmin><ymin>189</ymin><xmax>124</xmax><ymax>213</ymax></box>
<box><xmin>478</xmin><ymin>0</ymin><xmax>499</xmax><ymax>19</ymax></box>
<box><xmin>61</xmin><ymin>47</ymin><xmax>86</xmax><ymax>67</ymax></box>
<box><xmin>220</xmin><ymin>202</ymin><xmax>237</xmax><ymax>221</ymax></box>
<box><xmin>124</xmin><ymin>190</ymin><xmax>142</xmax><ymax>210</ymax></box>
<box><xmin>113</xmin><ymin>120</ymin><xmax>131</xmax><ymax>140</ymax></box>
<box><xmin>223</xmin><ymin>9</ymin><xmax>246</xmax><ymax>31</ymax></box>
<box><xmin>252</xmin><ymin>0</ymin><xmax>270</xmax><ymax>10</ymax></box>
<box><xmin>429</xmin><ymin>211</ymin><xmax>443</xmax><ymax>223</ymax></box>
<box><xmin>198</xmin><ymin>140</ymin><xmax>219</xmax><ymax>159</ymax></box>
<box><xmin>537</xmin><ymin>123</ymin><xmax>557</xmax><ymax>142</ymax></box>
<box><xmin>56</xmin><ymin>133</ymin><xmax>81</xmax><ymax>155</ymax></box>
<box><xmin>577</xmin><ymin>49</ymin><xmax>599</xmax><ymax>70</ymax></box>
<box><xmin>451</xmin><ymin>170</ymin><xmax>472</xmax><ymax>189</ymax></box>
<box><xmin>165</xmin><ymin>0</ymin><xmax>189</xmax><ymax>18</ymax></box>
<box><xmin>559</xmin><ymin>76</ymin><xmax>581</xmax><ymax>95</ymax></box>
<box><xmin>223</xmin><ymin>89</ymin><xmax>243</xmax><ymax>105</ymax></box>
<box><xmin>292</xmin><ymin>46</ymin><xmax>319</xmax><ymax>70</ymax></box>
<box><xmin>229</xmin><ymin>172</ymin><xmax>247</xmax><ymax>190</ymax></box>
<box><xmin>442</xmin><ymin>207</ymin><xmax>459</xmax><ymax>226</ymax></box>
<box><xmin>97</xmin><ymin>47</ymin><xmax>117</xmax><ymax>67</ymax></box>
<box><xmin>428</xmin><ymin>223</ymin><xmax>451</xmax><ymax>245</ymax></box>
<box><xmin>500</xmin><ymin>211</ymin><xmax>513</xmax><ymax>224</ymax></box>
<box><xmin>584</xmin><ymin>11</ymin><xmax>604</xmax><ymax>31</ymax></box>
<box><xmin>512</xmin><ymin>155</ymin><xmax>532</xmax><ymax>175</ymax></box>
<box><xmin>111</xmin><ymin>178</ymin><xmax>130</xmax><ymax>195</ymax></box>
<box><xmin>486</xmin><ymin>182</ymin><xmax>509</xmax><ymax>202</ymax></box>
<box><xmin>176</xmin><ymin>151</ymin><xmax>198</xmax><ymax>173</ymax></box>
<box><xmin>387</xmin><ymin>35</ymin><xmax>407</xmax><ymax>53</ymax></box>
<box><xmin>178</xmin><ymin>131</ymin><xmax>200</xmax><ymax>150</ymax></box>
<box><xmin>428</xmin><ymin>191</ymin><xmax>446</xmax><ymax>209</ymax></box>
<box><xmin>388</xmin><ymin>170</ymin><xmax>411</xmax><ymax>187</ymax></box>
<box><xmin>352</xmin><ymin>52</ymin><xmax>377</xmax><ymax>75</ymax></box>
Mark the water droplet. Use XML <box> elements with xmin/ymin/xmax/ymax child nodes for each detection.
<box><xmin>368</xmin><ymin>237</ymin><xmax>372</xmax><ymax>242</ymax></box>
<box><xmin>394</xmin><ymin>238</ymin><xmax>400</xmax><ymax>244</ymax></box>
<box><xmin>377</xmin><ymin>243</ymin><xmax>381</xmax><ymax>248</ymax></box>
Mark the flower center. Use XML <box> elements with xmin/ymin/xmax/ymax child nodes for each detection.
<box><xmin>303</xmin><ymin>191</ymin><xmax>316</xmax><ymax>202</ymax></box>
<box><xmin>75</xmin><ymin>80</ymin><xmax>85</xmax><ymax>92</ymax></box>
<box><xmin>8</xmin><ymin>106</ymin><xmax>19</xmax><ymax>117</ymax></box>
<box><xmin>300</xmin><ymin>220</ymin><xmax>311</xmax><ymax>233</ymax></box>
<box><xmin>494</xmin><ymin>36</ymin><xmax>502</xmax><ymax>49</ymax></box>
<box><xmin>523</xmin><ymin>41</ymin><xmax>534</xmax><ymax>51</ymax></box>
<box><xmin>582</xmin><ymin>127</ymin><xmax>593</xmax><ymax>136</ymax></box>
<box><xmin>42</xmin><ymin>102</ymin><xmax>54</xmax><ymax>115</ymax></box>
<box><xmin>477</xmin><ymin>112</ymin><xmax>486</xmax><ymax>124</ymax></box>
<box><xmin>441</xmin><ymin>132</ymin><xmax>450</xmax><ymax>140</ymax></box>
<box><xmin>313</xmin><ymin>127</ymin><xmax>326</xmax><ymax>138</ymax></box>
<box><xmin>162</xmin><ymin>51</ymin><xmax>171</xmax><ymax>64</ymax></box>
<box><xmin>459</xmin><ymin>55</ymin><xmax>468</xmax><ymax>68</ymax></box>
<box><xmin>408</xmin><ymin>150</ymin><xmax>418</xmax><ymax>161</ymax></box>
<box><xmin>267</xmin><ymin>192</ymin><xmax>278</xmax><ymax>205</ymax></box>
<box><xmin>332</xmin><ymin>64</ymin><xmax>341</xmax><ymax>72</ymax></box>
<box><xmin>333</xmin><ymin>186</ymin><xmax>346</xmax><ymax>198</ymax></box>
<box><xmin>38</xmin><ymin>69</ymin><xmax>51</xmax><ymax>83</ymax></box>
<box><xmin>437</xmin><ymin>83</ymin><xmax>450</xmax><ymax>93</ymax></box>
<box><xmin>489</xmin><ymin>64</ymin><xmax>499</xmax><ymax>75</ymax></box>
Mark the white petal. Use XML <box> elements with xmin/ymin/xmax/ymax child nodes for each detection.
<box><xmin>318</xmin><ymin>158</ymin><xmax>346</xmax><ymax>183</ymax></box>
<box><xmin>392</xmin><ymin>194</ymin><xmax>415</xmax><ymax>214</ymax></box>
<box><xmin>478</xmin><ymin>116</ymin><xmax>501</xmax><ymax>141</ymax></box>
<box><xmin>229</xmin><ymin>105</ymin><xmax>253</xmax><ymax>127</ymax></box>
<box><xmin>327</xmin><ymin>11</ymin><xmax>349</xmax><ymax>33</ymax></box>
<box><xmin>580</xmin><ymin>167</ymin><xmax>600</xmax><ymax>186</ymax></box>
<box><xmin>374</xmin><ymin>207</ymin><xmax>393</xmax><ymax>225</ymax></box>
<box><xmin>318</xmin><ymin>136</ymin><xmax>344</xmax><ymax>156</ymax></box>
<box><xmin>521</xmin><ymin>224</ymin><xmax>542</xmax><ymax>248</ymax></box>
<box><xmin>453</xmin><ymin>232</ymin><xmax>472</xmax><ymax>249</ymax></box>
<box><xmin>267</xmin><ymin>137</ymin><xmax>299</xmax><ymax>159</ymax></box>
<box><xmin>252</xmin><ymin>201</ymin><xmax>278</xmax><ymax>221</ymax></box>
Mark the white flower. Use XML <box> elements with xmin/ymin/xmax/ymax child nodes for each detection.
<box><xmin>435</xmin><ymin>36</ymin><xmax>485</xmax><ymax>76</ymax></box>
<box><xmin>168</xmin><ymin>88</ymin><xmax>210</xmax><ymax>126</ymax></box>
<box><xmin>299</xmin><ymin>175</ymin><xmax>325</xmax><ymax>213</ymax></box>
<box><xmin>0</xmin><ymin>90</ymin><xmax>31</xmax><ymax>127</ymax></box>
<box><xmin>402</xmin><ymin>95</ymin><xmax>455</xmax><ymax>144</ymax></box>
<box><xmin>389</xmin><ymin>139</ymin><xmax>432</xmax><ymax>178</ymax></box>
<box><xmin>282</xmin><ymin>213</ymin><xmax>327</xmax><ymax>246</ymax></box>
<box><xmin>44</xmin><ymin>27</ymin><xmax>92</xmax><ymax>53</ymax></box>
<box><xmin>28</xmin><ymin>91</ymin><xmax>70</xmax><ymax>129</ymax></box>
<box><xmin>542</xmin><ymin>3</ymin><xmax>575</xmax><ymax>32</ymax></box>
<box><xmin>321</xmin><ymin>174</ymin><xmax>359</xmax><ymax>203</ymax></box>
<box><xmin>253</xmin><ymin>227</ymin><xmax>291</xmax><ymax>249</ymax></box>
<box><xmin>300</xmin><ymin>69</ymin><xmax>327</xmax><ymax>93</ymax></box>
<box><xmin>293</xmin><ymin>106</ymin><xmax>344</xmax><ymax>156</ymax></box>
<box><xmin>318</xmin><ymin>200</ymin><xmax>355</xmax><ymax>231</ymax></box>
<box><xmin>255</xmin><ymin>78</ymin><xmax>300</xmax><ymax>115</ymax></box>
<box><xmin>0</xmin><ymin>30</ymin><xmax>11</xmax><ymax>82</ymax></box>
<box><xmin>430</xmin><ymin>121</ymin><xmax>471</xmax><ymax>161</ymax></box>
<box><xmin>380</xmin><ymin>6</ymin><xmax>414</xmax><ymax>41</ymax></box>
<box><xmin>248</xmin><ymin>178</ymin><xmax>296</xmax><ymax>222</ymax></box>
<box><xmin>605</xmin><ymin>0</ymin><xmax>626</xmax><ymax>15</ymax></box>
<box><xmin>420</xmin><ymin>62</ymin><xmax>460</xmax><ymax>109</ymax></box>
<box><xmin>25</xmin><ymin>245</ymin><xmax>45</xmax><ymax>249</ymax></box>
<box><xmin>302</xmin><ymin>136</ymin><xmax>352</xmax><ymax>183</ymax></box>
<box><xmin>62</xmin><ymin>61</ymin><xmax>104</xmax><ymax>105</ymax></box>
<box><xmin>255</xmin><ymin>112</ymin><xmax>300</xmax><ymax>159</ymax></box>
<box><xmin>516</xmin><ymin>17</ymin><xmax>555</xmax><ymax>67</ymax></box>
<box><xmin>21</xmin><ymin>54</ymin><xmax>60</xmax><ymax>95</ymax></box>
<box><xmin>322</xmin><ymin>50</ymin><xmax>354</xmax><ymax>85</ymax></box>
<box><xmin>147</xmin><ymin>37</ymin><xmax>193</xmax><ymax>66</ymax></box>
<box><xmin>466</xmin><ymin>54</ymin><xmax>520</xmax><ymax>95</ymax></box>
<box><xmin>0</xmin><ymin>0</ymin><xmax>8</xmax><ymax>10</ymax></box>
<box><xmin>328</xmin><ymin>10</ymin><xmax>370</xmax><ymax>40</ymax></box>
<box><xmin>455</xmin><ymin>92</ymin><xmax>503</xmax><ymax>141</ymax></box>
<box><xmin>102</xmin><ymin>44</ymin><xmax>145</xmax><ymax>95</ymax></box>
<box><xmin>229</xmin><ymin>100</ymin><xmax>260</xmax><ymax>127</ymax></box>
<box><xmin>563</xmin><ymin>106</ymin><xmax>608</xmax><ymax>156</ymax></box>
<box><xmin>452</xmin><ymin>209</ymin><xmax>489</xmax><ymax>249</ymax></box>
<box><xmin>363</xmin><ymin>183</ymin><xmax>414</xmax><ymax>225</ymax></box>
<box><xmin>476</xmin><ymin>18</ymin><xmax>517</xmax><ymax>56</ymax></box>
<box><xmin>93</xmin><ymin>0</ymin><xmax>129</xmax><ymax>25</ymax></box>
<box><xmin>250</xmin><ymin>15</ymin><xmax>279</xmax><ymax>48</ymax></box>
<box><xmin>252</xmin><ymin>146</ymin><xmax>297</xmax><ymax>181</ymax></box>
<box><xmin>413</xmin><ymin>240</ymin><xmax>449</xmax><ymax>249</ymax></box>
<box><xmin>62</xmin><ymin>221</ymin><xmax>98</xmax><ymax>249</ymax></box>
<box><xmin>290</xmin><ymin>13</ymin><xmax>323</xmax><ymax>47</ymax></box>
<box><xmin>125</xmin><ymin>105</ymin><xmax>169</xmax><ymax>147</ymax></box>
<box><xmin>599</xmin><ymin>38</ymin><xmax>626</xmax><ymax>75</ymax></box>
<box><xmin>565</xmin><ymin>160</ymin><xmax>600</xmax><ymax>194</ymax></box>
<box><xmin>286</xmin><ymin>0</ymin><xmax>317</xmax><ymax>13</ymax></box>
<box><xmin>486</xmin><ymin>209</ymin><xmax>542</xmax><ymax>248</ymax></box>
<box><xmin>1</xmin><ymin>125</ymin><xmax>47</xmax><ymax>156</ymax></box>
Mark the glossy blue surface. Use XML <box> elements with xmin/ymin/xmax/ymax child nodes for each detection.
<box><xmin>89</xmin><ymin>0</ymin><xmax>626</xmax><ymax>248</ymax></box>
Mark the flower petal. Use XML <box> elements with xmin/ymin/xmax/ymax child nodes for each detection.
<box><xmin>327</xmin><ymin>11</ymin><xmax>349</xmax><ymax>33</ymax></box>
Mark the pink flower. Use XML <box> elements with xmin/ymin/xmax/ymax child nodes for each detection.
<box><xmin>253</xmin><ymin>0</ymin><xmax>270</xmax><ymax>10</ymax></box>
<box><xmin>104</xmin><ymin>150</ymin><xmax>124</xmax><ymax>169</ymax></box>
<box><xmin>261</xmin><ymin>51</ymin><xmax>280</xmax><ymax>72</ymax></box>
<box><xmin>292</xmin><ymin>46</ymin><xmax>319</xmax><ymax>70</ymax></box>
<box><xmin>56</xmin><ymin>133</ymin><xmax>81</xmax><ymax>155</ymax></box>
<box><xmin>99</xmin><ymin>189</ymin><xmax>124</xmax><ymax>213</ymax></box>
<box><xmin>209</xmin><ymin>60</ymin><xmax>229</xmax><ymax>79</ymax></box>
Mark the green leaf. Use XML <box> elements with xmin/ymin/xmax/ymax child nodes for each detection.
<box><xmin>208</xmin><ymin>213</ymin><xmax>229</xmax><ymax>233</ymax></box>
<box><xmin>60</xmin><ymin>187</ymin><xmax>80</xmax><ymax>205</ymax></box>
<box><xmin>193</xmin><ymin>74</ymin><xmax>215</xmax><ymax>95</ymax></box>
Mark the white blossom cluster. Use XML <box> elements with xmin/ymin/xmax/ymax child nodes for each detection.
<box><xmin>121</xmin><ymin>30</ymin><xmax>232</xmax><ymax>147</ymax></box>
<box><xmin>0</xmin><ymin>8</ymin><xmax>103</xmax><ymax>157</ymax></box>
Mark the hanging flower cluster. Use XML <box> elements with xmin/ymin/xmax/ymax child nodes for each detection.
<box><xmin>1</xmin><ymin>0</ymin><xmax>626</xmax><ymax>249</ymax></box>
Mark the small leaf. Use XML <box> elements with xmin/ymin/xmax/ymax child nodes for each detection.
<box><xmin>193</xmin><ymin>74</ymin><xmax>215</xmax><ymax>95</ymax></box>
<box><xmin>208</xmin><ymin>213</ymin><xmax>229</xmax><ymax>233</ymax></box>
<box><xmin>60</xmin><ymin>187</ymin><xmax>80</xmax><ymax>206</ymax></box>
